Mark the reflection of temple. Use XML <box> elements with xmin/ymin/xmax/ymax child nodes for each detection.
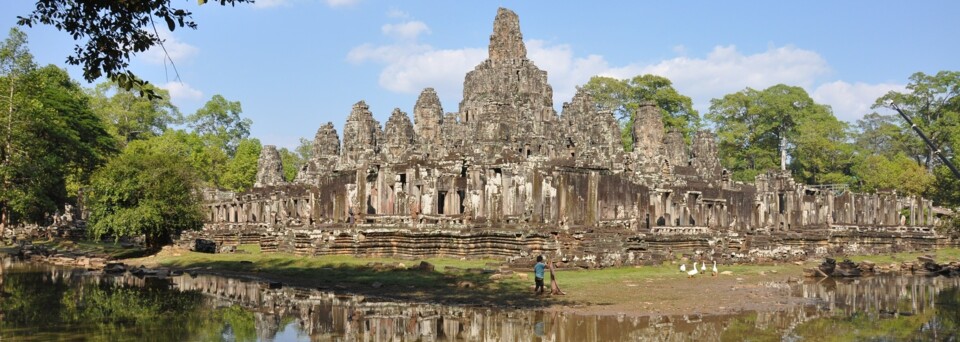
<box><xmin>5</xmin><ymin>259</ymin><xmax>960</xmax><ymax>341</ymax></box>
<box><xmin>195</xmin><ymin>8</ymin><xmax>947</xmax><ymax>266</ymax></box>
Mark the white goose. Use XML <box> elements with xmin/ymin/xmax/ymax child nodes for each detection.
<box><xmin>712</xmin><ymin>260</ymin><xmax>718</xmax><ymax>276</ymax></box>
<box><xmin>701</xmin><ymin>261</ymin><xmax>707</xmax><ymax>273</ymax></box>
<box><xmin>680</xmin><ymin>263</ymin><xmax>687</xmax><ymax>273</ymax></box>
<box><xmin>687</xmin><ymin>263</ymin><xmax>699</xmax><ymax>278</ymax></box>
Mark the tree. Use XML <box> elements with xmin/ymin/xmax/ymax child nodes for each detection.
<box><xmin>88</xmin><ymin>81</ymin><xmax>181</xmax><ymax>146</ymax></box>
<box><xmin>1</xmin><ymin>29</ymin><xmax>115</xmax><ymax>229</ymax></box>
<box><xmin>187</xmin><ymin>94</ymin><xmax>250</xmax><ymax>157</ymax></box>
<box><xmin>851</xmin><ymin>153</ymin><xmax>932</xmax><ymax>196</ymax></box>
<box><xmin>853</xmin><ymin>112</ymin><xmax>911</xmax><ymax>158</ymax></box>
<box><xmin>86</xmin><ymin>133</ymin><xmax>203</xmax><ymax>247</ymax></box>
<box><xmin>17</xmin><ymin>0</ymin><xmax>252</xmax><ymax>98</ymax></box>
<box><xmin>873</xmin><ymin>71</ymin><xmax>960</xmax><ymax>171</ymax></box>
<box><xmin>221</xmin><ymin>138</ymin><xmax>261</xmax><ymax>192</ymax></box>
<box><xmin>707</xmin><ymin>84</ymin><xmax>854</xmax><ymax>183</ymax></box>
<box><xmin>582</xmin><ymin>75</ymin><xmax>700</xmax><ymax>150</ymax></box>
<box><xmin>278</xmin><ymin>147</ymin><xmax>302</xmax><ymax>182</ymax></box>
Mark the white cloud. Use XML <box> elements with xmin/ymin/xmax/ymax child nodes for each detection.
<box><xmin>386</xmin><ymin>8</ymin><xmax>409</xmax><ymax>19</ymax></box>
<box><xmin>635</xmin><ymin>45</ymin><xmax>831</xmax><ymax>110</ymax></box>
<box><xmin>351</xmin><ymin>21</ymin><xmax>895</xmax><ymax>123</ymax></box>
<box><xmin>160</xmin><ymin>81</ymin><xmax>204</xmax><ymax>102</ymax></box>
<box><xmin>812</xmin><ymin>81</ymin><xmax>905</xmax><ymax>123</ymax></box>
<box><xmin>381</xmin><ymin>21</ymin><xmax>431</xmax><ymax>41</ymax></box>
<box><xmin>348</xmin><ymin>43</ymin><xmax>485</xmax><ymax>98</ymax></box>
<box><xmin>140</xmin><ymin>30</ymin><xmax>198</xmax><ymax>65</ymax></box>
<box><xmin>326</xmin><ymin>0</ymin><xmax>359</xmax><ymax>8</ymax></box>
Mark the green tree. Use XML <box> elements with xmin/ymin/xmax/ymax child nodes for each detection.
<box><xmin>295</xmin><ymin>137</ymin><xmax>313</xmax><ymax>161</ymax></box>
<box><xmin>88</xmin><ymin>81</ymin><xmax>181</xmax><ymax>146</ymax></box>
<box><xmin>278</xmin><ymin>147</ymin><xmax>302</xmax><ymax>182</ymax></box>
<box><xmin>873</xmin><ymin>71</ymin><xmax>960</xmax><ymax>171</ymax></box>
<box><xmin>86</xmin><ymin>132</ymin><xmax>203</xmax><ymax>247</ymax></box>
<box><xmin>1</xmin><ymin>29</ymin><xmax>115</xmax><ymax>229</ymax></box>
<box><xmin>582</xmin><ymin>75</ymin><xmax>700</xmax><ymax>150</ymax></box>
<box><xmin>187</xmin><ymin>94</ymin><xmax>250</xmax><ymax>157</ymax></box>
<box><xmin>853</xmin><ymin>112</ymin><xmax>911</xmax><ymax>158</ymax></box>
<box><xmin>707</xmin><ymin>84</ymin><xmax>854</xmax><ymax>183</ymax></box>
<box><xmin>851</xmin><ymin>153</ymin><xmax>932</xmax><ymax>196</ymax></box>
<box><xmin>221</xmin><ymin>138</ymin><xmax>261</xmax><ymax>192</ymax></box>
<box><xmin>17</xmin><ymin>0</ymin><xmax>252</xmax><ymax>98</ymax></box>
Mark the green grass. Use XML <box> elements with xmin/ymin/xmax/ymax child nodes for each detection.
<box><xmin>843</xmin><ymin>248</ymin><xmax>960</xmax><ymax>265</ymax></box>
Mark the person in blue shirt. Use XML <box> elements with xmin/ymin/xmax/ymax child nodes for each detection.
<box><xmin>534</xmin><ymin>255</ymin><xmax>546</xmax><ymax>295</ymax></box>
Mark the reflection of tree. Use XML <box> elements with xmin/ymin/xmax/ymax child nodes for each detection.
<box><xmin>0</xmin><ymin>266</ymin><xmax>261</xmax><ymax>341</ymax></box>
<box><xmin>918</xmin><ymin>286</ymin><xmax>960</xmax><ymax>340</ymax></box>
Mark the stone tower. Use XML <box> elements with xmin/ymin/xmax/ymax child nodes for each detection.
<box><xmin>663</xmin><ymin>129</ymin><xmax>687</xmax><ymax>168</ymax></box>
<box><xmin>632</xmin><ymin>101</ymin><xmax>664</xmax><ymax>163</ymax></box>
<box><xmin>254</xmin><ymin>145</ymin><xmax>285</xmax><ymax>187</ymax></box>
<box><xmin>413</xmin><ymin>88</ymin><xmax>443</xmax><ymax>147</ymax></box>
<box><xmin>295</xmin><ymin>122</ymin><xmax>340</xmax><ymax>185</ymax></box>
<box><xmin>459</xmin><ymin>7</ymin><xmax>558</xmax><ymax>161</ymax></box>
<box><xmin>561</xmin><ymin>88</ymin><xmax>622</xmax><ymax>166</ymax></box>
<box><xmin>382</xmin><ymin>108</ymin><xmax>416</xmax><ymax>163</ymax></box>
<box><xmin>340</xmin><ymin>101</ymin><xmax>382</xmax><ymax>169</ymax></box>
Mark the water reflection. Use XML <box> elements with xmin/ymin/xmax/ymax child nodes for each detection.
<box><xmin>2</xmin><ymin>254</ymin><xmax>960</xmax><ymax>341</ymax></box>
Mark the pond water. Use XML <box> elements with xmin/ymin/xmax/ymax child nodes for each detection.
<box><xmin>1</xmin><ymin>255</ymin><xmax>959</xmax><ymax>341</ymax></box>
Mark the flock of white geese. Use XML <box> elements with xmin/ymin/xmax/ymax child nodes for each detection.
<box><xmin>680</xmin><ymin>260</ymin><xmax>718</xmax><ymax>277</ymax></box>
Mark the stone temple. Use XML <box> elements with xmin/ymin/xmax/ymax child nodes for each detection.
<box><xmin>196</xmin><ymin>8</ymin><xmax>948</xmax><ymax>266</ymax></box>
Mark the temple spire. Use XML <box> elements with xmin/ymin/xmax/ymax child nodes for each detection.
<box><xmin>488</xmin><ymin>7</ymin><xmax>526</xmax><ymax>61</ymax></box>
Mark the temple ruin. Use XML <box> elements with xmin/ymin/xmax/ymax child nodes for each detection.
<box><xmin>196</xmin><ymin>8</ymin><xmax>949</xmax><ymax>266</ymax></box>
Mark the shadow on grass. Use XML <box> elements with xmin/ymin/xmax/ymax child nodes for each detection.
<box><xmin>161</xmin><ymin>259</ymin><xmax>572</xmax><ymax>310</ymax></box>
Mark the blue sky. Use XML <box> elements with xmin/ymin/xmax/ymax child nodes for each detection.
<box><xmin>2</xmin><ymin>1</ymin><xmax>958</xmax><ymax>149</ymax></box>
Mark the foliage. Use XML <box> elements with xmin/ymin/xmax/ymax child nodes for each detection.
<box><xmin>582</xmin><ymin>75</ymin><xmax>700</xmax><ymax>150</ymax></box>
<box><xmin>873</xmin><ymin>71</ymin><xmax>960</xmax><ymax>170</ymax></box>
<box><xmin>17</xmin><ymin>0</ymin><xmax>252</xmax><ymax>98</ymax></box>
<box><xmin>1</xmin><ymin>29</ymin><xmax>116</xmax><ymax>226</ymax></box>
<box><xmin>851</xmin><ymin>153</ymin><xmax>933</xmax><ymax>196</ymax></box>
<box><xmin>853</xmin><ymin>112</ymin><xmax>912</xmax><ymax>158</ymax></box>
<box><xmin>187</xmin><ymin>94</ymin><xmax>250</xmax><ymax>157</ymax></box>
<box><xmin>221</xmin><ymin>138</ymin><xmax>262</xmax><ymax>192</ymax></box>
<box><xmin>707</xmin><ymin>84</ymin><xmax>854</xmax><ymax>183</ymax></box>
<box><xmin>87</xmin><ymin>81</ymin><xmax>181</xmax><ymax>146</ymax></box>
<box><xmin>86</xmin><ymin>132</ymin><xmax>203</xmax><ymax>247</ymax></box>
<box><xmin>278</xmin><ymin>146</ymin><xmax>303</xmax><ymax>182</ymax></box>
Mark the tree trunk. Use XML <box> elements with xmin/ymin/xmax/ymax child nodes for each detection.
<box><xmin>1</xmin><ymin>80</ymin><xmax>14</xmax><ymax>236</ymax></box>
<box><xmin>548</xmin><ymin>260</ymin><xmax>565</xmax><ymax>295</ymax></box>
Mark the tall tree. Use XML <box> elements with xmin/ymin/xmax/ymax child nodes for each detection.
<box><xmin>0</xmin><ymin>28</ymin><xmax>35</xmax><ymax>230</ymax></box>
<box><xmin>221</xmin><ymin>138</ymin><xmax>261</xmax><ymax>192</ymax></box>
<box><xmin>707</xmin><ymin>84</ymin><xmax>854</xmax><ymax>184</ymax></box>
<box><xmin>187</xmin><ymin>94</ymin><xmax>250</xmax><ymax>157</ymax></box>
<box><xmin>851</xmin><ymin>153</ymin><xmax>932</xmax><ymax>196</ymax></box>
<box><xmin>17</xmin><ymin>0</ymin><xmax>252</xmax><ymax>98</ymax></box>
<box><xmin>86</xmin><ymin>132</ymin><xmax>203</xmax><ymax>248</ymax></box>
<box><xmin>873</xmin><ymin>71</ymin><xmax>960</xmax><ymax>171</ymax></box>
<box><xmin>278</xmin><ymin>147</ymin><xmax>303</xmax><ymax>182</ymax></box>
<box><xmin>582</xmin><ymin>75</ymin><xmax>700</xmax><ymax>150</ymax></box>
<box><xmin>853</xmin><ymin>112</ymin><xmax>911</xmax><ymax>158</ymax></box>
<box><xmin>88</xmin><ymin>81</ymin><xmax>181</xmax><ymax>146</ymax></box>
<box><xmin>1</xmin><ymin>29</ymin><xmax>115</xmax><ymax>230</ymax></box>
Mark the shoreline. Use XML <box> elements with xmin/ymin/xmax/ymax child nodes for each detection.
<box><xmin>4</xmin><ymin>241</ymin><xmax>960</xmax><ymax>318</ymax></box>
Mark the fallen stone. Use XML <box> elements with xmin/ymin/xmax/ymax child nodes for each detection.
<box><xmin>415</xmin><ymin>261</ymin><xmax>435</xmax><ymax>272</ymax></box>
<box><xmin>457</xmin><ymin>281</ymin><xmax>475</xmax><ymax>288</ymax></box>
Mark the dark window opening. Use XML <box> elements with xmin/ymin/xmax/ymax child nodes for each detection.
<box><xmin>493</xmin><ymin>168</ymin><xmax>502</xmax><ymax>177</ymax></box>
<box><xmin>367</xmin><ymin>196</ymin><xmax>376</xmax><ymax>215</ymax></box>
<box><xmin>457</xmin><ymin>190</ymin><xmax>466</xmax><ymax>214</ymax></box>
<box><xmin>399</xmin><ymin>173</ymin><xmax>407</xmax><ymax>184</ymax></box>
<box><xmin>778</xmin><ymin>194</ymin><xmax>786</xmax><ymax>214</ymax></box>
<box><xmin>438</xmin><ymin>191</ymin><xmax>447</xmax><ymax>214</ymax></box>
<box><xmin>656</xmin><ymin>216</ymin><xmax>666</xmax><ymax>226</ymax></box>
<box><xmin>460</xmin><ymin>166</ymin><xmax>467</xmax><ymax>178</ymax></box>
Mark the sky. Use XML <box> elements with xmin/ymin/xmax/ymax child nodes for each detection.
<box><xmin>2</xmin><ymin>1</ymin><xmax>959</xmax><ymax>150</ymax></box>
